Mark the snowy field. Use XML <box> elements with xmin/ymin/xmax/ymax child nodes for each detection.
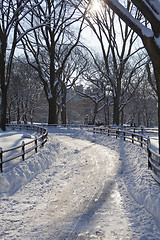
<box><xmin>0</xmin><ymin>129</ymin><xmax>35</xmax><ymax>150</ymax></box>
<box><xmin>1</xmin><ymin>126</ymin><xmax>160</xmax><ymax>239</ymax></box>
<box><xmin>0</xmin><ymin>128</ymin><xmax>40</xmax><ymax>172</ymax></box>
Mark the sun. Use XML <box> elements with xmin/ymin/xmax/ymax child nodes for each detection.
<box><xmin>90</xmin><ymin>0</ymin><xmax>102</xmax><ymax>14</ymax></box>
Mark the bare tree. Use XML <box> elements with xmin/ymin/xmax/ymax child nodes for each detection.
<box><xmin>0</xmin><ymin>0</ymin><xmax>43</xmax><ymax>130</ymax></box>
<box><xmin>125</xmin><ymin>76</ymin><xmax>158</xmax><ymax>127</ymax></box>
<box><xmin>101</xmin><ymin>0</ymin><xmax>160</xmax><ymax>151</ymax></box>
<box><xmin>7</xmin><ymin>57</ymin><xmax>42</xmax><ymax>124</ymax></box>
<box><xmin>21</xmin><ymin>0</ymin><xmax>88</xmax><ymax>124</ymax></box>
<box><xmin>79</xmin><ymin>1</ymin><xmax>147</xmax><ymax>126</ymax></box>
<box><xmin>58</xmin><ymin>47</ymin><xmax>88</xmax><ymax>124</ymax></box>
<box><xmin>146</xmin><ymin>61</ymin><xmax>158</xmax><ymax>96</ymax></box>
<box><xmin>0</xmin><ymin>0</ymin><xmax>24</xmax><ymax>130</ymax></box>
<box><xmin>74</xmin><ymin>55</ymin><xmax>110</xmax><ymax>125</ymax></box>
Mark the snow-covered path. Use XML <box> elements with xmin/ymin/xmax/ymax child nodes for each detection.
<box><xmin>1</xmin><ymin>127</ymin><xmax>160</xmax><ymax>239</ymax></box>
<box><xmin>46</xmin><ymin>135</ymin><xmax>131</xmax><ymax>239</ymax></box>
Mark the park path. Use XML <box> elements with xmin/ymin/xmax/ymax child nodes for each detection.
<box><xmin>1</xmin><ymin>128</ymin><xmax>160</xmax><ymax>239</ymax></box>
<box><xmin>46</xmin><ymin>134</ymin><xmax>132</xmax><ymax>239</ymax></box>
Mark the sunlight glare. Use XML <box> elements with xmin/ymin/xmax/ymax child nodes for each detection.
<box><xmin>90</xmin><ymin>0</ymin><xmax>102</xmax><ymax>13</ymax></box>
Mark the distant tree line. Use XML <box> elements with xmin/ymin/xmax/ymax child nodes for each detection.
<box><xmin>7</xmin><ymin>54</ymin><xmax>157</xmax><ymax>127</ymax></box>
<box><xmin>0</xmin><ymin>0</ymin><xmax>158</xmax><ymax>133</ymax></box>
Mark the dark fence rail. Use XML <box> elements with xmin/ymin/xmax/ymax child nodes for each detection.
<box><xmin>39</xmin><ymin>123</ymin><xmax>94</xmax><ymax>129</ymax></box>
<box><xmin>93</xmin><ymin>126</ymin><xmax>160</xmax><ymax>182</ymax></box>
<box><xmin>0</xmin><ymin>124</ymin><xmax>48</xmax><ymax>172</ymax></box>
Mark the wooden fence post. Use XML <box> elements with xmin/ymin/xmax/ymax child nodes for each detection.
<box><xmin>123</xmin><ymin>131</ymin><xmax>125</xmax><ymax>141</ymax></box>
<box><xmin>41</xmin><ymin>136</ymin><xmax>44</xmax><ymax>147</ymax></box>
<box><xmin>35</xmin><ymin>138</ymin><xmax>38</xmax><ymax>153</ymax></box>
<box><xmin>0</xmin><ymin>147</ymin><xmax>3</xmax><ymax>172</ymax></box>
<box><xmin>148</xmin><ymin>148</ymin><xmax>151</xmax><ymax>169</ymax></box>
<box><xmin>147</xmin><ymin>137</ymin><xmax>151</xmax><ymax>169</ymax></box>
<box><xmin>147</xmin><ymin>136</ymin><xmax>150</xmax><ymax>148</ymax></box>
<box><xmin>132</xmin><ymin>133</ymin><xmax>134</xmax><ymax>143</ymax></box>
<box><xmin>22</xmin><ymin>141</ymin><xmax>25</xmax><ymax>161</ymax></box>
<box><xmin>116</xmin><ymin>129</ymin><xmax>119</xmax><ymax>138</ymax></box>
<box><xmin>141</xmin><ymin>136</ymin><xmax>143</xmax><ymax>147</ymax></box>
<box><xmin>141</xmin><ymin>126</ymin><xmax>143</xmax><ymax>134</ymax></box>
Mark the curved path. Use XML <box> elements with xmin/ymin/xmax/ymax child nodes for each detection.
<box><xmin>1</xmin><ymin>127</ymin><xmax>160</xmax><ymax>239</ymax></box>
<box><xmin>46</xmin><ymin>135</ymin><xmax>131</xmax><ymax>239</ymax></box>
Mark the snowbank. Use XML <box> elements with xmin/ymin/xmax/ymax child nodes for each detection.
<box><xmin>1</xmin><ymin>127</ymin><xmax>160</xmax><ymax>239</ymax></box>
<box><xmin>0</xmin><ymin>145</ymin><xmax>53</xmax><ymax>196</ymax></box>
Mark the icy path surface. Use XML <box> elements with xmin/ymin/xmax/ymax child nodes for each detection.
<box><xmin>47</xmin><ymin>135</ymin><xmax>130</xmax><ymax>240</ymax></box>
<box><xmin>1</xmin><ymin>127</ymin><xmax>160</xmax><ymax>239</ymax></box>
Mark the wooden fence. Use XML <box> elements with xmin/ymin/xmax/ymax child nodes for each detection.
<box><xmin>0</xmin><ymin>124</ymin><xmax>48</xmax><ymax>172</ymax></box>
<box><xmin>40</xmin><ymin>123</ymin><xmax>94</xmax><ymax>129</ymax></box>
<box><xmin>93</xmin><ymin>126</ymin><xmax>160</xmax><ymax>181</ymax></box>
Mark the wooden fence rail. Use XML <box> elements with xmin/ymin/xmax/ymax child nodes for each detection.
<box><xmin>0</xmin><ymin>124</ymin><xmax>48</xmax><ymax>172</ymax></box>
<box><xmin>93</xmin><ymin>126</ymin><xmax>160</xmax><ymax>182</ymax></box>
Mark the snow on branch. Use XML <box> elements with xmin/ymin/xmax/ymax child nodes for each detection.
<box><xmin>141</xmin><ymin>0</ymin><xmax>160</xmax><ymax>15</ymax></box>
<box><xmin>131</xmin><ymin>0</ymin><xmax>160</xmax><ymax>36</ymax></box>
<box><xmin>103</xmin><ymin>0</ymin><xmax>154</xmax><ymax>38</ymax></box>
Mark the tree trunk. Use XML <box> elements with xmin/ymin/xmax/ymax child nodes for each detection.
<box><xmin>0</xmin><ymin>42</ymin><xmax>7</xmax><ymax>131</ymax></box>
<box><xmin>30</xmin><ymin>110</ymin><xmax>34</xmax><ymax>124</ymax></box>
<box><xmin>142</xmin><ymin>37</ymin><xmax>160</xmax><ymax>153</ymax></box>
<box><xmin>1</xmin><ymin>86</ymin><xmax>7</xmax><ymax>131</ymax></box>
<box><xmin>104</xmin><ymin>104</ymin><xmax>107</xmax><ymax>126</ymax></box>
<box><xmin>61</xmin><ymin>85</ymin><xmax>67</xmax><ymax>125</ymax></box>
<box><xmin>113</xmin><ymin>78</ymin><xmax>121</xmax><ymax>126</ymax></box>
<box><xmin>120</xmin><ymin>108</ymin><xmax>124</xmax><ymax>126</ymax></box>
<box><xmin>107</xmin><ymin>99</ymin><xmax>110</xmax><ymax>126</ymax></box>
<box><xmin>113</xmin><ymin>96</ymin><xmax>120</xmax><ymax>126</ymax></box>
<box><xmin>137</xmin><ymin>112</ymin><xmax>141</xmax><ymax>126</ymax></box>
<box><xmin>61</xmin><ymin>104</ymin><xmax>66</xmax><ymax>125</ymax></box>
<box><xmin>17</xmin><ymin>106</ymin><xmax>20</xmax><ymax>124</ymax></box>
<box><xmin>92</xmin><ymin>102</ymin><xmax>98</xmax><ymax>125</ymax></box>
<box><xmin>8</xmin><ymin>104</ymin><xmax>11</xmax><ymax>124</ymax></box>
<box><xmin>157</xmin><ymin>85</ymin><xmax>160</xmax><ymax>153</ymax></box>
<box><xmin>48</xmin><ymin>96</ymin><xmax>58</xmax><ymax>124</ymax></box>
<box><xmin>23</xmin><ymin>114</ymin><xmax>27</xmax><ymax>124</ymax></box>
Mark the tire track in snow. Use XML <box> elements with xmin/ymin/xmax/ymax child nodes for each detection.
<box><xmin>47</xmin><ymin>135</ymin><xmax>132</xmax><ymax>240</ymax></box>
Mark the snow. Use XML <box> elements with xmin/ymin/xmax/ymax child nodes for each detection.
<box><xmin>107</xmin><ymin>0</ymin><xmax>154</xmax><ymax>38</ymax></box>
<box><xmin>0</xmin><ymin>128</ymin><xmax>40</xmax><ymax>173</ymax></box>
<box><xmin>0</xmin><ymin>126</ymin><xmax>160</xmax><ymax>239</ymax></box>
<box><xmin>0</xmin><ymin>130</ymin><xmax>36</xmax><ymax>150</ymax></box>
<box><xmin>149</xmin><ymin>133</ymin><xmax>159</xmax><ymax>153</ymax></box>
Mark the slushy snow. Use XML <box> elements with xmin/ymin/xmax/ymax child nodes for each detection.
<box><xmin>0</xmin><ymin>126</ymin><xmax>160</xmax><ymax>239</ymax></box>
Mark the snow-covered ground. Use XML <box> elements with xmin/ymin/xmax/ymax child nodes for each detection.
<box><xmin>148</xmin><ymin>133</ymin><xmax>159</xmax><ymax>153</ymax></box>
<box><xmin>1</xmin><ymin>126</ymin><xmax>160</xmax><ymax>239</ymax></box>
<box><xmin>0</xmin><ymin>128</ymin><xmax>40</xmax><ymax>172</ymax></box>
